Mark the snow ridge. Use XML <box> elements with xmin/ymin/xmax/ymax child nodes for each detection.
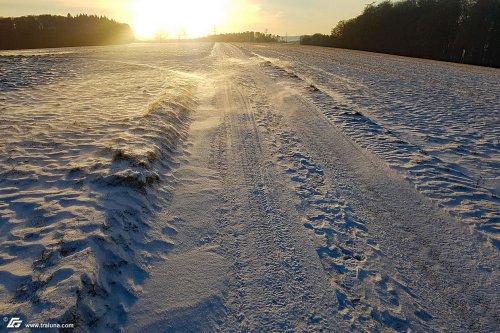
<box><xmin>0</xmin><ymin>77</ymin><xmax>196</xmax><ymax>330</ymax></box>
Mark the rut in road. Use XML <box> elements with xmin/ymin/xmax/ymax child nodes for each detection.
<box><xmin>210</xmin><ymin>46</ymin><xmax>344</xmax><ymax>332</ymax></box>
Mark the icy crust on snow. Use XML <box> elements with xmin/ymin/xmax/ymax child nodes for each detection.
<box><xmin>242</xmin><ymin>44</ymin><xmax>500</xmax><ymax>247</ymax></box>
<box><xmin>0</xmin><ymin>43</ymin><xmax>210</xmax><ymax>330</ymax></box>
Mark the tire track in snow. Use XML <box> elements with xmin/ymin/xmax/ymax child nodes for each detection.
<box><xmin>248</xmin><ymin>77</ymin><xmax>436</xmax><ymax>332</ymax></box>
<box><xmin>251</xmin><ymin>52</ymin><xmax>500</xmax><ymax>249</ymax></box>
<box><xmin>210</xmin><ymin>43</ymin><xmax>345</xmax><ymax>332</ymax></box>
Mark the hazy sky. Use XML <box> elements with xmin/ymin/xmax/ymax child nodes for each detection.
<box><xmin>0</xmin><ymin>0</ymin><xmax>372</xmax><ymax>38</ymax></box>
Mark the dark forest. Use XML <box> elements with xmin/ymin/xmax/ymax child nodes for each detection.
<box><xmin>0</xmin><ymin>14</ymin><xmax>134</xmax><ymax>50</ymax></box>
<box><xmin>301</xmin><ymin>0</ymin><xmax>500</xmax><ymax>67</ymax></box>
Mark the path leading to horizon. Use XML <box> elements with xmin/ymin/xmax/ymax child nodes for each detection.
<box><xmin>126</xmin><ymin>43</ymin><xmax>499</xmax><ymax>332</ymax></box>
<box><xmin>1</xmin><ymin>42</ymin><xmax>498</xmax><ymax>332</ymax></box>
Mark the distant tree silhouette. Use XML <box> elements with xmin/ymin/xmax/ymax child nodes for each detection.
<box><xmin>301</xmin><ymin>0</ymin><xmax>500</xmax><ymax>67</ymax></box>
<box><xmin>199</xmin><ymin>31</ymin><xmax>280</xmax><ymax>43</ymax></box>
<box><xmin>300</xmin><ymin>33</ymin><xmax>333</xmax><ymax>46</ymax></box>
<box><xmin>0</xmin><ymin>14</ymin><xmax>134</xmax><ymax>50</ymax></box>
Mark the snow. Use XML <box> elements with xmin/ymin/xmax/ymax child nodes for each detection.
<box><xmin>246</xmin><ymin>45</ymin><xmax>500</xmax><ymax>245</ymax></box>
<box><xmin>0</xmin><ymin>42</ymin><xmax>499</xmax><ymax>332</ymax></box>
<box><xmin>0</xmin><ymin>43</ymin><xmax>208</xmax><ymax>330</ymax></box>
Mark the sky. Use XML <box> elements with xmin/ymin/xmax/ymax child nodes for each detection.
<box><xmin>0</xmin><ymin>0</ymin><xmax>372</xmax><ymax>39</ymax></box>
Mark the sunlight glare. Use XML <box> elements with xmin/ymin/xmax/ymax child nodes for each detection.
<box><xmin>131</xmin><ymin>0</ymin><xmax>229</xmax><ymax>39</ymax></box>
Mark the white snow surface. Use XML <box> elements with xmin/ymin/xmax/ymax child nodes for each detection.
<box><xmin>247</xmin><ymin>45</ymin><xmax>500</xmax><ymax>240</ymax></box>
<box><xmin>0</xmin><ymin>42</ymin><xmax>499</xmax><ymax>332</ymax></box>
<box><xmin>0</xmin><ymin>43</ymin><xmax>206</xmax><ymax>330</ymax></box>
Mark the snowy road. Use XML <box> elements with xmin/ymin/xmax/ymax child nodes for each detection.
<box><xmin>1</xmin><ymin>43</ymin><xmax>499</xmax><ymax>332</ymax></box>
<box><xmin>126</xmin><ymin>44</ymin><xmax>499</xmax><ymax>332</ymax></box>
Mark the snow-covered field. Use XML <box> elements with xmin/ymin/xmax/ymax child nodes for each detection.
<box><xmin>246</xmin><ymin>44</ymin><xmax>500</xmax><ymax>240</ymax></box>
<box><xmin>0</xmin><ymin>43</ymin><xmax>207</xmax><ymax>330</ymax></box>
<box><xmin>0</xmin><ymin>43</ymin><xmax>499</xmax><ymax>332</ymax></box>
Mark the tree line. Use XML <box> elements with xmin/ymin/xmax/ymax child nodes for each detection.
<box><xmin>199</xmin><ymin>31</ymin><xmax>281</xmax><ymax>43</ymax></box>
<box><xmin>301</xmin><ymin>0</ymin><xmax>500</xmax><ymax>67</ymax></box>
<box><xmin>0</xmin><ymin>14</ymin><xmax>134</xmax><ymax>50</ymax></box>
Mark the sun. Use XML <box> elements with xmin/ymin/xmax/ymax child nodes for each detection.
<box><xmin>131</xmin><ymin>0</ymin><xmax>228</xmax><ymax>39</ymax></box>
